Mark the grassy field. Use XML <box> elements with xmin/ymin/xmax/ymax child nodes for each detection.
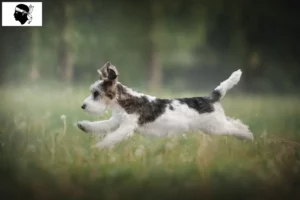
<box><xmin>1</xmin><ymin>84</ymin><xmax>300</xmax><ymax>200</ymax></box>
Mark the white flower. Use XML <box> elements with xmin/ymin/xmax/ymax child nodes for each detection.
<box><xmin>60</xmin><ymin>115</ymin><xmax>66</xmax><ymax>120</ymax></box>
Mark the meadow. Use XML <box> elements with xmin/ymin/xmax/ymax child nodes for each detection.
<box><xmin>1</xmin><ymin>83</ymin><xmax>300</xmax><ymax>200</ymax></box>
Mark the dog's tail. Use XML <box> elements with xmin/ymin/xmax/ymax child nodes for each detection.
<box><xmin>210</xmin><ymin>69</ymin><xmax>242</xmax><ymax>102</ymax></box>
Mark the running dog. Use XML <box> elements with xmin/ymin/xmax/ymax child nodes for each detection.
<box><xmin>77</xmin><ymin>62</ymin><xmax>254</xmax><ymax>148</ymax></box>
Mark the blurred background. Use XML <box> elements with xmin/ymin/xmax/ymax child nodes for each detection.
<box><xmin>0</xmin><ymin>0</ymin><xmax>299</xmax><ymax>94</ymax></box>
<box><xmin>1</xmin><ymin>1</ymin><xmax>300</xmax><ymax>199</ymax></box>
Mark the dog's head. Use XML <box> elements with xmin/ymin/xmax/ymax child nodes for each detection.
<box><xmin>81</xmin><ymin>62</ymin><xmax>119</xmax><ymax>115</ymax></box>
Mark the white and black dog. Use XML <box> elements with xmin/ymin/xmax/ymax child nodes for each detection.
<box><xmin>77</xmin><ymin>62</ymin><xmax>254</xmax><ymax>149</ymax></box>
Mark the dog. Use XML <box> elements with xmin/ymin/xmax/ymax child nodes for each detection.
<box><xmin>77</xmin><ymin>62</ymin><xmax>254</xmax><ymax>149</ymax></box>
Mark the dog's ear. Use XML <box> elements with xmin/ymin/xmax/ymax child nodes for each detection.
<box><xmin>97</xmin><ymin>62</ymin><xmax>118</xmax><ymax>81</ymax></box>
<box><xmin>97</xmin><ymin>62</ymin><xmax>110</xmax><ymax>80</ymax></box>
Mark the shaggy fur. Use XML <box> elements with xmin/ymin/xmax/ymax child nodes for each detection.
<box><xmin>77</xmin><ymin>62</ymin><xmax>254</xmax><ymax>149</ymax></box>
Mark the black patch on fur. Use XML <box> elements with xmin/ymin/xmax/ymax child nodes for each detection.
<box><xmin>117</xmin><ymin>84</ymin><xmax>171</xmax><ymax>125</ymax></box>
<box><xmin>169</xmin><ymin>105</ymin><xmax>174</xmax><ymax>110</ymax></box>
<box><xmin>210</xmin><ymin>90</ymin><xmax>222</xmax><ymax>102</ymax></box>
<box><xmin>108</xmin><ymin>68</ymin><xmax>117</xmax><ymax>80</ymax></box>
<box><xmin>99</xmin><ymin>80</ymin><xmax>116</xmax><ymax>99</ymax></box>
<box><xmin>101</xmin><ymin>80</ymin><xmax>112</xmax><ymax>90</ymax></box>
<box><xmin>92</xmin><ymin>91</ymin><xmax>100</xmax><ymax>99</ymax></box>
<box><xmin>177</xmin><ymin>97</ymin><xmax>214</xmax><ymax>114</ymax></box>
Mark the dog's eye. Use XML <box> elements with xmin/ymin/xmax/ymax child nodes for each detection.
<box><xmin>93</xmin><ymin>91</ymin><xmax>100</xmax><ymax>98</ymax></box>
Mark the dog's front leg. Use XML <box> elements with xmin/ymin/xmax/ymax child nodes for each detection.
<box><xmin>93</xmin><ymin>122</ymin><xmax>137</xmax><ymax>149</ymax></box>
<box><xmin>77</xmin><ymin>117</ymin><xmax>119</xmax><ymax>135</ymax></box>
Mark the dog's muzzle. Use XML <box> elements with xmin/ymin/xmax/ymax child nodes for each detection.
<box><xmin>81</xmin><ymin>104</ymin><xmax>87</xmax><ymax>109</ymax></box>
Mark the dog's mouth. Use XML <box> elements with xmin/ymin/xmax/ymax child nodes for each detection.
<box><xmin>83</xmin><ymin>107</ymin><xmax>108</xmax><ymax>117</ymax></box>
<box><xmin>84</xmin><ymin>110</ymin><xmax>104</xmax><ymax>116</ymax></box>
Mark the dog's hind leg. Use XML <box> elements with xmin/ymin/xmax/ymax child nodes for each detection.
<box><xmin>224</xmin><ymin>117</ymin><xmax>254</xmax><ymax>141</ymax></box>
<box><xmin>201</xmin><ymin>115</ymin><xmax>254</xmax><ymax>141</ymax></box>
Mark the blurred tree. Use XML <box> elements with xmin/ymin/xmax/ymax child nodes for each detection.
<box><xmin>148</xmin><ymin>0</ymin><xmax>163</xmax><ymax>92</ymax></box>
<box><xmin>147</xmin><ymin>0</ymin><xmax>207</xmax><ymax>91</ymax></box>
<box><xmin>29</xmin><ymin>28</ymin><xmax>40</xmax><ymax>82</ymax></box>
<box><xmin>42</xmin><ymin>0</ymin><xmax>93</xmax><ymax>82</ymax></box>
<box><xmin>1</xmin><ymin>0</ymin><xmax>300</xmax><ymax>93</ymax></box>
<box><xmin>61</xmin><ymin>0</ymin><xmax>75</xmax><ymax>82</ymax></box>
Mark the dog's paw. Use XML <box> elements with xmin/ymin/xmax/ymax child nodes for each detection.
<box><xmin>77</xmin><ymin>121</ymin><xmax>91</xmax><ymax>133</ymax></box>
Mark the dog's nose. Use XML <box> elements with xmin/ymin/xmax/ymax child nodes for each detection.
<box><xmin>81</xmin><ymin>104</ymin><xmax>86</xmax><ymax>109</ymax></box>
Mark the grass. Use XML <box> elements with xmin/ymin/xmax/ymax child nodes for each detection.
<box><xmin>1</xmin><ymin>84</ymin><xmax>300</xmax><ymax>200</ymax></box>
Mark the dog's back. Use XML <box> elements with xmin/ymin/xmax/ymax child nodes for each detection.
<box><xmin>135</xmin><ymin>69</ymin><xmax>253</xmax><ymax>141</ymax></box>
